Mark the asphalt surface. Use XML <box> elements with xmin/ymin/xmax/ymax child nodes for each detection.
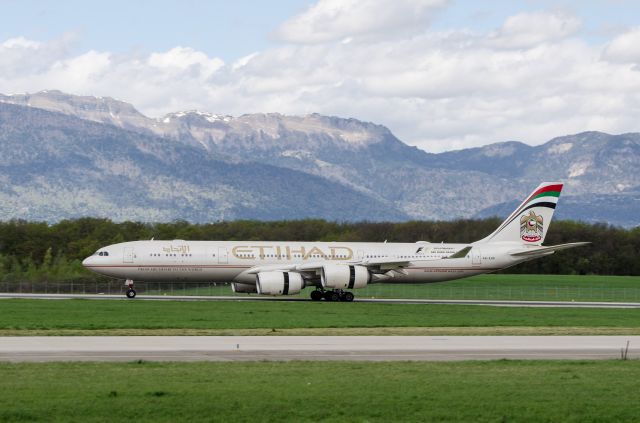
<box><xmin>1</xmin><ymin>292</ymin><xmax>640</xmax><ymax>308</ymax></box>
<box><xmin>0</xmin><ymin>336</ymin><xmax>636</xmax><ymax>362</ymax></box>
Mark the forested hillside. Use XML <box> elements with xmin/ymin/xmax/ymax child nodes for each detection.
<box><xmin>0</xmin><ymin>218</ymin><xmax>638</xmax><ymax>282</ymax></box>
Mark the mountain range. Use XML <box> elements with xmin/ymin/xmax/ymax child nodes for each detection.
<box><xmin>0</xmin><ymin>90</ymin><xmax>638</xmax><ymax>227</ymax></box>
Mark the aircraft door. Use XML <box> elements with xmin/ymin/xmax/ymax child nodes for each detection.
<box><xmin>472</xmin><ymin>248</ymin><xmax>481</xmax><ymax>266</ymax></box>
<box><xmin>123</xmin><ymin>247</ymin><xmax>134</xmax><ymax>263</ymax></box>
<box><xmin>218</xmin><ymin>247</ymin><xmax>228</xmax><ymax>264</ymax></box>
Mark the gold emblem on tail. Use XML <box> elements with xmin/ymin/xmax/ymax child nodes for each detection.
<box><xmin>520</xmin><ymin>210</ymin><xmax>543</xmax><ymax>242</ymax></box>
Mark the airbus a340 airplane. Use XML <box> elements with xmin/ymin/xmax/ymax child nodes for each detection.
<box><xmin>83</xmin><ymin>182</ymin><xmax>588</xmax><ymax>301</ymax></box>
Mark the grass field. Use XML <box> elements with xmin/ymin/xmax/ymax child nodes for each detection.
<box><xmin>172</xmin><ymin>274</ymin><xmax>640</xmax><ymax>302</ymax></box>
<box><xmin>356</xmin><ymin>274</ymin><xmax>640</xmax><ymax>302</ymax></box>
<box><xmin>2</xmin><ymin>298</ymin><xmax>640</xmax><ymax>336</ymax></box>
<box><xmin>1</xmin><ymin>360</ymin><xmax>639</xmax><ymax>422</ymax></box>
<box><xmin>6</xmin><ymin>274</ymin><xmax>640</xmax><ymax>302</ymax></box>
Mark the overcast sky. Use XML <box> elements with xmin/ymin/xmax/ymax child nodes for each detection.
<box><xmin>1</xmin><ymin>0</ymin><xmax>640</xmax><ymax>152</ymax></box>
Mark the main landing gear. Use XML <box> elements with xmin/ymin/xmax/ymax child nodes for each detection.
<box><xmin>125</xmin><ymin>279</ymin><xmax>136</xmax><ymax>298</ymax></box>
<box><xmin>310</xmin><ymin>289</ymin><xmax>354</xmax><ymax>302</ymax></box>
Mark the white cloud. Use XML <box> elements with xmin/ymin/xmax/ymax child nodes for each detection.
<box><xmin>274</xmin><ymin>0</ymin><xmax>448</xmax><ymax>43</ymax></box>
<box><xmin>1</xmin><ymin>5</ymin><xmax>640</xmax><ymax>153</ymax></box>
<box><xmin>486</xmin><ymin>11</ymin><xmax>581</xmax><ymax>49</ymax></box>
<box><xmin>49</xmin><ymin>51</ymin><xmax>112</xmax><ymax>88</ymax></box>
<box><xmin>602</xmin><ymin>27</ymin><xmax>640</xmax><ymax>64</ymax></box>
<box><xmin>148</xmin><ymin>47</ymin><xmax>223</xmax><ymax>77</ymax></box>
<box><xmin>2</xmin><ymin>36</ymin><xmax>41</xmax><ymax>49</ymax></box>
<box><xmin>0</xmin><ymin>34</ymin><xmax>71</xmax><ymax>77</ymax></box>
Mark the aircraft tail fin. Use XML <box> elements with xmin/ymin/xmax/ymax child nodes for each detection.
<box><xmin>476</xmin><ymin>182</ymin><xmax>564</xmax><ymax>245</ymax></box>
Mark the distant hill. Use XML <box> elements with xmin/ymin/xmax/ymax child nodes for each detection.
<box><xmin>474</xmin><ymin>190</ymin><xmax>640</xmax><ymax>228</ymax></box>
<box><xmin>0</xmin><ymin>102</ymin><xmax>408</xmax><ymax>222</ymax></box>
<box><xmin>0</xmin><ymin>90</ymin><xmax>639</xmax><ymax>226</ymax></box>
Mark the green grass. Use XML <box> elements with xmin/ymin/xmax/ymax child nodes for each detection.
<box><xmin>2</xmin><ymin>298</ymin><xmax>640</xmax><ymax>335</ymax></box>
<box><xmin>5</xmin><ymin>274</ymin><xmax>640</xmax><ymax>302</ymax></box>
<box><xmin>137</xmin><ymin>274</ymin><xmax>640</xmax><ymax>302</ymax></box>
<box><xmin>357</xmin><ymin>274</ymin><xmax>640</xmax><ymax>302</ymax></box>
<box><xmin>1</xmin><ymin>361</ymin><xmax>639</xmax><ymax>422</ymax></box>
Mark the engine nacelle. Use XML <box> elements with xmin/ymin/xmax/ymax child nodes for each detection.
<box><xmin>321</xmin><ymin>265</ymin><xmax>370</xmax><ymax>289</ymax></box>
<box><xmin>231</xmin><ymin>282</ymin><xmax>258</xmax><ymax>293</ymax></box>
<box><xmin>256</xmin><ymin>271</ymin><xmax>304</xmax><ymax>296</ymax></box>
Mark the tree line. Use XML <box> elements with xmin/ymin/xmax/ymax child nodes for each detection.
<box><xmin>0</xmin><ymin>218</ymin><xmax>638</xmax><ymax>282</ymax></box>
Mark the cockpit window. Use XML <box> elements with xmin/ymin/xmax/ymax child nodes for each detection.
<box><xmin>97</xmin><ymin>251</ymin><xmax>110</xmax><ymax>257</ymax></box>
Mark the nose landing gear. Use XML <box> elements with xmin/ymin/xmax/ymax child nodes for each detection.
<box><xmin>125</xmin><ymin>279</ymin><xmax>136</xmax><ymax>298</ymax></box>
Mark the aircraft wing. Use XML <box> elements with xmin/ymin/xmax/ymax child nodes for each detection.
<box><xmin>508</xmin><ymin>242</ymin><xmax>590</xmax><ymax>257</ymax></box>
<box><xmin>244</xmin><ymin>263</ymin><xmax>299</xmax><ymax>274</ymax></box>
<box><xmin>242</xmin><ymin>245</ymin><xmax>473</xmax><ymax>277</ymax></box>
<box><xmin>354</xmin><ymin>245</ymin><xmax>473</xmax><ymax>267</ymax></box>
<box><xmin>243</xmin><ymin>261</ymin><xmax>338</xmax><ymax>275</ymax></box>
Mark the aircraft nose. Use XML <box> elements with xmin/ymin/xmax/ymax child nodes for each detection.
<box><xmin>82</xmin><ymin>256</ymin><xmax>94</xmax><ymax>268</ymax></box>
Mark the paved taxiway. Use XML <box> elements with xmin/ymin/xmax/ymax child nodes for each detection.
<box><xmin>1</xmin><ymin>293</ymin><xmax>639</xmax><ymax>308</ymax></box>
<box><xmin>0</xmin><ymin>336</ymin><xmax>637</xmax><ymax>362</ymax></box>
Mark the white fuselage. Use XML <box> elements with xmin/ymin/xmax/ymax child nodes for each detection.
<box><xmin>82</xmin><ymin>240</ymin><xmax>525</xmax><ymax>285</ymax></box>
<box><xmin>81</xmin><ymin>182</ymin><xmax>586</xmax><ymax>297</ymax></box>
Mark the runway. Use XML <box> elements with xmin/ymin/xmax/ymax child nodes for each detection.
<box><xmin>1</xmin><ymin>292</ymin><xmax>639</xmax><ymax>308</ymax></box>
<box><xmin>0</xmin><ymin>336</ymin><xmax>637</xmax><ymax>362</ymax></box>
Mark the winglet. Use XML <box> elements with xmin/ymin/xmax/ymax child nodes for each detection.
<box><xmin>446</xmin><ymin>246</ymin><xmax>472</xmax><ymax>259</ymax></box>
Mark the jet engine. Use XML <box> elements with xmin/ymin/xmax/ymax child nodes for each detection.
<box><xmin>256</xmin><ymin>271</ymin><xmax>304</xmax><ymax>295</ymax></box>
<box><xmin>321</xmin><ymin>264</ymin><xmax>370</xmax><ymax>289</ymax></box>
<box><xmin>231</xmin><ymin>282</ymin><xmax>258</xmax><ymax>294</ymax></box>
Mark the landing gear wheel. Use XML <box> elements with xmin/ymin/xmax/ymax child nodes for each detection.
<box><xmin>324</xmin><ymin>291</ymin><xmax>340</xmax><ymax>302</ymax></box>
<box><xmin>124</xmin><ymin>279</ymin><xmax>135</xmax><ymax>299</ymax></box>
<box><xmin>310</xmin><ymin>290</ymin><xmax>323</xmax><ymax>301</ymax></box>
<box><xmin>341</xmin><ymin>292</ymin><xmax>354</xmax><ymax>302</ymax></box>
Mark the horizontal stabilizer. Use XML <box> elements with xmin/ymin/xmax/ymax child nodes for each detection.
<box><xmin>509</xmin><ymin>242</ymin><xmax>591</xmax><ymax>257</ymax></box>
